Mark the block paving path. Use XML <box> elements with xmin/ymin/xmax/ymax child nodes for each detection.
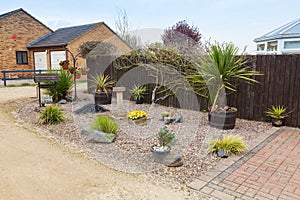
<box><xmin>188</xmin><ymin>129</ymin><xmax>300</xmax><ymax>200</ymax></box>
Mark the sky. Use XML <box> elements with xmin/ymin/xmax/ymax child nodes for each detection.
<box><xmin>1</xmin><ymin>0</ymin><xmax>300</xmax><ymax>53</ymax></box>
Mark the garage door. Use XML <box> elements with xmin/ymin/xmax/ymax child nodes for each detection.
<box><xmin>51</xmin><ymin>51</ymin><xmax>66</xmax><ymax>70</ymax></box>
<box><xmin>34</xmin><ymin>52</ymin><xmax>47</xmax><ymax>71</ymax></box>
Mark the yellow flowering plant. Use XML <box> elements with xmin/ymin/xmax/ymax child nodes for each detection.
<box><xmin>127</xmin><ymin>110</ymin><xmax>147</xmax><ymax>120</ymax></box>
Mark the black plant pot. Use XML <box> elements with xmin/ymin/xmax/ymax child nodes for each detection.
<box><xmin>208</xmin><ymin>111</ymin><xmax>237</xmax><ymax>130</ymax></box>
<box><xmin>94</xmin><ymin>92</ymin><xmax>112</xmax><ymax>105</ymax></box>
<box><xmin>135</xmin><ymin>99</ymin><xmax>143</xmax><ymax>104</ymax></box>
<box><xmin>271</xmin><ymin>117</ymin><xmax>285</xmax><ymax>127</ymax></box>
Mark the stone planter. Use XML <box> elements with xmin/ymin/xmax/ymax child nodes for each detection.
<box><xmin>94</xmin><ymin>92</ymin><xmax>112</xmax><ymax>105</ymax></box>
<box><xmin>217</xmin><ymin>149</ymin><xmax>228</xmax><ymax>158</ymax></box>
<box><xmin>208</xmin><ymin>111</ymin><xmax>237</xmax><ymax>130</ymax></box>
<box><xmin>150</xmin><ymin>146</ymin><xmax>170</xmax><ymax>163</ymax></box>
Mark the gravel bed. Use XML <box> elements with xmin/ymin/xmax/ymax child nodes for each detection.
<box><xmin>17</xmin><ymin>84</ymin><xmax>273</xmax><ymax>184</ymax></box>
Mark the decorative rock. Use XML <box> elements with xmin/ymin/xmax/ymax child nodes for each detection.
<box><xmin>81</xmin><ymin>126</ymin><xmax>91</xmax><ymax>135</ymax></box>
<box><xmin>174</xmin><ymin>114</ymin><xmax>183</xmax><ymax>123</ymax></box>
<box><xmin>66</xmin><ymin>96</ymin><xmax>74</xmax><ymax>102</ymax></box>
<box><xmin>74</xmin><ymin>104</ymin><xmax>109</xmax><ymax>114</ymax></box>
<box><xmin>58</xmin><ymin>99</ymin><xmax>67</xmax><ymax>104</ymax></box>
<box><xmin>41</xmin><ymin>95</ymin><xmax>53</xmax><ymax>104</ymax></box>
<box><xmin>164</xmin><ymin>117</ymin><xmax>174</xmax><ymax>124</ymax></box>
<box><xmin>95</xmin><ymin>104</ymin><xmax>109</xmax><ymax>112</ymax></box>
<box><xmin>85</xmin><ymin>130</ymin><xmax>116</xmax><ymax>143</ymax></box>
<box><xmin>217</xmin><ymin>149</ymin><xmax>228</xmax><ymax>158</ymax></box>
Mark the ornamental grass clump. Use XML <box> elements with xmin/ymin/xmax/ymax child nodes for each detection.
<box><xmin>127</xmin><ymin>110</ymin><xmax>147</xmax><ymax>120</ymax></box>
<box><xmin>90</xmin><ymin>115</ymin><xmax>118</xmax><ymax>135</ymax></box>
<box><xmin>40</xmin><ymin>105</ymin><xmax>65</xmax><ymax>125</ymax></box>
<box><xmin>208</xmin><ymin>135</ymin><xmax>247</xmax><ymax>155</ymax></box>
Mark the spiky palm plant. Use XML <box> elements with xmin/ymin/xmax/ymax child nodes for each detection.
<box><xmin>191</xmin><ymin>42</ymin><xmax>261</xmax><ymax>111</ymax></box>
<box><xmin>266</xmin><ymin>105</ymin><xmax>291</xmax><ymax>119</ymax></box>
<box><xmin>91</xmin><ymin>74</ymin><xmax>115</xmax><ymax>93</ymax></box>
<box><xmin>45</xmin><ymin>69</ymin><xmax>73</xmax><ymax>102</ymax></box>
<box><xmin>130</xmin><ymin>85</ymin><xmax>147</xmax><ymax>101</ymax></box>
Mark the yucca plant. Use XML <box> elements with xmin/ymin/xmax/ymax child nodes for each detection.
<box><xmin>208</xmin><ymin>135</ymin><xmax>247</xmax><ymax>155</ymax></box>
<box><xmin>90</xmin><ymin>115</ymin><xmax>118</xmax><ymax>135</ymax></box>
<box><xmin>91</xmin><ymin>74</ymin><xmax>115</xmax><ymax>93</ymax></box>
<box><xmin>40</xmin><ymin>105</ymin><xmax>65</xmax><ymax>124</ymax></box>
<box><xmin>265</xmin><ymin>105</ymin><xmax>291</xmax><ymax>119</ymax></box>
<box><xmin>190</xmin><ymin>42</ymin><xmax>261</xmax><ymax>111</ymax></box>
<box><xmin>130</xmin><ymin>85</ymin><xmax>147</xmax><ymax>101</ymax></box>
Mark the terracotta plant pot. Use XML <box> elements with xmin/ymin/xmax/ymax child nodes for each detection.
<box><xmin>75</xmin><ymin>74</ymin><xmax>81</xmax><ymax>79</ymax></box>
<box><xmin>62</xmin><ymin>65</ymin><xmax>68</xmax><ymax>70</ymax></box>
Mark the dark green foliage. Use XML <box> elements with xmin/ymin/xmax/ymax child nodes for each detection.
<box><xmin>45</xmin><ymin>69</ymin><xmax>73</xmax><ymax>101</ymax></box>
<box><xmin>90</xmin><ymin>116</ymin><xmax>119</xmax><ymax>135</ymax></box>
<box><xmin>40</xmin><ymin>105</ymin><xmax>65</xmax><ymax>124</ymax></box>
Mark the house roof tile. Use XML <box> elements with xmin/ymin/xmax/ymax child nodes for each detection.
<box><xmin>0</xmin><ymin>8</ymin><xmax>52</xmax><ymax>32</ymax></box>
<box><xmin>27</xmin><ymin>22</ymin><xmax>102</xmax><ymax>48</ymax></box>
<box><xmin>254</xmin><ymin>18</ymin><xmax>300</xmax><ymax>42</ymax></box>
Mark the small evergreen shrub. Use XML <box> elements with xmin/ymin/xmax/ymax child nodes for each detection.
<box><xmin>208</xmin><ymin>135</ymin><xmax>247</xmax><ymax>155</ymax></box>
<box><xmin>90</xmin><ymin>116</ymin><xmax>118</xmax><ymax>135</ymax></box>
<box><xmin>157</xmin><ymin>126</ymin><xmax>176</xmax><ymax>147</ymax></box>
<box><xmin>40</xmin><ymin>105</ymin><xmax>65</xmax><ymax>124</ymax></box>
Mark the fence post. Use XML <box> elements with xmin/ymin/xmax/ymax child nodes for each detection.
<box><xmin>2</xmin><ymin>71</ymin><xmax>6</xmax><ymax>87</ymax></box>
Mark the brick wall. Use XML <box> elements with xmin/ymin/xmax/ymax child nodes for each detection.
<box><xmin>0</xmin><ymin>10</ymin><xmax>51</xmax><ymax>77</ymax></box>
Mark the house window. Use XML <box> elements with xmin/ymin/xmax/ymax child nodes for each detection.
<box><xmin>267</xmin><ymin>41</ymin><xmax>278</xmax><ymax>51</ymax></box>
<box><xmin>16</xmin><ymin>51</ymin><xmax>28</xmax><ymax>64</ymax></box>
<box><xmin>257</xmin><ymin>44</ymin><xmax>265</xmax><ymax>51</ymax></box>
<box><xmin>284</xmin><ymin>41</ymin><xmax>300</xmax><ymax>49</ymax></box>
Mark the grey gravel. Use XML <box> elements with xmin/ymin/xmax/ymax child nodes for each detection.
<box><xmin>17</xmin><ymin>84</ymin><xmax>274</xmax><ymax>184</ymax></box>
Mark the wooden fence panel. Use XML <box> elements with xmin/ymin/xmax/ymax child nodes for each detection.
<box><xmin>108</xmin><ymin>55</ymin><xmax>300</xmax><ymax>127</ymax></box>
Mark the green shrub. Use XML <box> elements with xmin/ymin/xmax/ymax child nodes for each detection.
<box><xmin>157</xmin><ymin>126</ymin><xmax>176</xmax><ymax>147</ymax></box>
<box><xmin>40</xmin><ymin>105</ymin><xmax>65</xmax><ymax>124</ymax></box>
<box><xmin>208</xmin><ymin>135</ymin><xmax>247</xmax><ymax>155</ymax></box>
<box><xmin>45</xmin><ymin>69</ymin><xmax>73</xmax><ymax>101</ymax></box>
<box><xmin>90</xmin><ymin>116</ymin><xmax>118</xmax><ymax>135</ymax></box>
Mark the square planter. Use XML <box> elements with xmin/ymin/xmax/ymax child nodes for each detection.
<box><xmin>128</xmin><ymin>117</ymin><xmax>147</xmax><ymax>125</ymax></box>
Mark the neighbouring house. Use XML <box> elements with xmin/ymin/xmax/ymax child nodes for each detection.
<box><xmin>254</xmin><ymin>18</ymin><xmax>300</xmax><ymax>55</ymax></box>
<box><xmin>0</xmin><ymin>8</ymin><xmax>130</xmax><ymax>78</ymax></box>
<box><xmin>0</xmin><ymin>8</ymin><xmax>52</xmax><ymax>78</ymax></box>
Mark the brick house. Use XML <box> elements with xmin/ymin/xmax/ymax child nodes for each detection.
<box><xmin>0</xmin><ymin>8</ymin><xmax>52</xmax><ymax>78</ymax></box>
<box><xmin>0</xmin><ymin>8</ymin><xmax>130</xmax><ymax>78</ymax></box>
